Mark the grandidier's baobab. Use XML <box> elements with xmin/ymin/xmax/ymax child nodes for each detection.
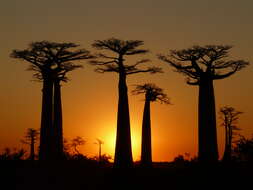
<box><xmin>11</xmin><ymin>41</ymin><xmax>94</xmax><ymax>160</ymax></box>
<box><xmin>50</xmin><ymin>43</ymin><xmax>94</xmax><ymax>160</ymax></box>
<box><xmin>91</xmin><ymin>38</ymin><xmax>162</xmax><ymax>168</ymax></box>
<box><xmin>158</xmin><ymin>45</ymin><xmax>249</xmax><ymax>162</ymax></box>
<box><xmin>219</xmin><ymin>106</ymin><xmax>242</xmax><ymax>162</ymax></box>
<box><xmin>132</xmin><ymin>83</ymin><xmax>170</xmax><ymax>167</ymax></box>
<box><xmin>95</xmin><ymin>138</ymin><xmax>104</xmax><ymax>163</ymax></box>
<box><xmin>21</xmin><ymin>128</ymin><xmax>39</xmax><ymax>160</ymax></box>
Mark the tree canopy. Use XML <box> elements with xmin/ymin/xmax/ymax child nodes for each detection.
<box><xmin>11</xmin><ymin>41</ymin><xmax>94</xmax><ymax>82</ymax></box>
<box><xmin>90</xmin><ymin>38</ymin><xmax>162</xmax><ymax>75</ymax></box>
<box><xmin>132</xmin><ymin>83</ymin><xmax>170</xmax><ymax>104</ymax></box>
<box><xmin>158</xmin><ymin>45</ymin><xmax>249</xmax><ymax>85</ymax></box>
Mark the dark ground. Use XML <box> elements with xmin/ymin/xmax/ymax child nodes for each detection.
<box><xmin>2</xmin><ymin>161</ymin><xmax>253</xmax><ymax>190</ymax></box>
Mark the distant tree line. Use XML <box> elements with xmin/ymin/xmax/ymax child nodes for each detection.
<box><xmin>9</xmin><ymin>38</ymin><xmax>250</xmax><ymax>168</ymax></box>
<box><xmin>1</xmin><ymin>132</ymin><xmax>112</xmax><ymax>165</ymax></box>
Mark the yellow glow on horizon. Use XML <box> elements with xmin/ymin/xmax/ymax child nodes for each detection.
<box><xmin>97</xmin><ymin>124</ymin><xmax>141</xmax><ymax>161</ymax></box>
<box><xmin>131</xmin><ymin>130</ymin><xmax>141</xmax><ymax>161</ymax></box>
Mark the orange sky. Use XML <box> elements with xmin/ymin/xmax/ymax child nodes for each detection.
<box><xmin>1</xmin><ymin>0</ymin><xmax>253</xmax><ymax>161</ymax></box>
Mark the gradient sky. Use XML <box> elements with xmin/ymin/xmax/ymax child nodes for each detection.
<box><xmin>1</xmin><ymin>0</ymin><xmax>253</xmax><ymax>161</ymax></box>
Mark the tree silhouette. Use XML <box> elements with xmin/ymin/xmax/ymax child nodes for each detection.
<box><xmin>158</xmin><ymin>45</ymin><xmax>249</xmax><ymax>162</ymax></box>
<box><xmin>95</xmin><ymin>138</ymin><xmax>104</xmax><ymax>163</ymax></box>
<box><xmin>91</xmin><ymin>38</ymin><xmax>162</xmax><ymax>168</ymax></box>
<box><xmin>0</xmin><ymin>148</ymin><xmax>26</xmax><ymax>160</ymax></box>
<box><xmin>11</xmin><ymin>41</ymin><xmax>94</xmax><ymax>160</ymax></box>
<box><xmin>132</xmin><ymin>83</ymin><xmax>170</xmax><ymax>167</ymax></box>
<box><xmin>234</xmin><ymin>135</ymin><xmax>253</xmax><ymax>161</ymax></box>
<box><xmin>21</xmin><ymin>128</ymin><xmax>39</xmax><ymax>160</ymax></box>
<box><xmin>219</xmin><ymin>106</ymin><xmax>242</xmax><ymax>162</ymax></box>
<box><xmin>70</xmin><ymin>136</ymin><xmax>86</xmax><ymax>155</ymax></box>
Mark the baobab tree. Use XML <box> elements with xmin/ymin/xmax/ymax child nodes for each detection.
<box><xmin>70</xmin><ymin>136</ymin><xmax>86</xmax><ymax>155</ymax></box>
<box><xmin>21</xmin><ymin>128</ymin><xmax>39</xmax><ymax>160</ymax></box>
<box><xmin>158</xmin><ymin>45</ymin><xmax>249</xmax><ymax>162</ymax></box>
<box><xmin>95</xmin><ymin>138</ymin><xmax>104</xmax><ymax>163</ymax></box>
<box><xmin>132</xmin><ymin>83</ymin><xmax>170</xmax><ymax>167</ymax></box>
<box><xmin>11</xmin><ymin>41</ymin><xmax>94</xmax><ymax>160</ymax></box>
<box><xmin>91</xmin><ymin>38</ymin><xmax>162</xmax><ymax>168</ymax></box>
<box><xmin>219</xmin><ymin>106</ymin><xmax>242</xmax><ymax>162</ymax></box>
<box><xmin>51</xmin><ymin>58</ymin><xmax>87</xmax><ymax>160</ymax></box>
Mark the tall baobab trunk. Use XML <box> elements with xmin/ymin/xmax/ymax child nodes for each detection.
<box><xmin>30</xmin><ymin>137</ymin><xmax>35</xmax><ymax>160</ymax></box>
<box><xmin>53</xmin><ymin>80</ymin><xmax>64</xmax><ymax>160</ymax></box>
<box><xmin>141</xmin><ymin>99</ymin><xmax>152</xmax><ymax>167</ymax></box>
<box><xmin>98</xmin><ymin>143</ymin><xmax>102</xmax><ymax>163</ymax></box>
<box><xmin>223</xmin><ymin>124</ymin><xmax>230</xmax><ymax>161</ymax></box>
<box><xmin>198</xmin><ymin>77</ymin><xmax>218</xmax><ymax>162</ymax></box>
<box><xmin>114</xmin><ymin>72</ymin><xmax>133</xmax><ymax>168</ymax></box>
<box><xmin>39</xmin><ymin>79</ymin><xmax>53</xmax><ymax>160</ymax></box>
<box><xmin>228</xmin><ymin>125</ymin><xmax>232</xmax><ymax>160</ymax></box>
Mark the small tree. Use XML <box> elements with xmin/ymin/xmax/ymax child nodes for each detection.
<box><xmin>94</xmin><ymin>138</ymin><xmax>104</xmax><ymax>163</ymax></box>
<box><xmin>70</xmin><ymin>136</ymin><xmax>86</xmax><ymax>155</ymax></box>
<box><xmin>11</xmin><ymin>41</ymin><xmax>94</xmax><ymax>160</ymax></box>
<box><xmin>99</xmin><ymin>154</ymin><xmax>112</xmax><ymax>164</ymax></box>
<box><xmin>219</xmin><ymin>106</ymin><xmax>242</xmax><ymax>162</ymax></box>
<box><xmin>21</xmin><ymin>128</ymin><xmax>39</xmax><ymax>160</ymax></box>
<box><xmin>132</xmin><ymin>83</ymin><xmax>170</xmax><ymax>167</ymax></box>
<box><xmin>234</xmin><ymin>135</ymin><xmax>253</xmax><ymax>161</ymax></box>
<box><xmin>158</xmin><ymin>45</ymin><xmax>249</xmax><ymax>162</ymax></box>
<box><xmin>0</xmin><ymin>148</ymin><xmax>26</xmax><ymax>160</ymax></box>
<box><xmin>91</xmin><ymin>38</ymin><xmax>162</xmax><ymax>168</ymax></box>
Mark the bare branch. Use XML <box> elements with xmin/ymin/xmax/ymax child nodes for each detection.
<box><xmin>125</xmin><ymin>49</ymin><xmax>149</xmax><ymax>55</ymax></box>
<box><xmin>89</xmin><ymin>60</ymin><xmax>117</xmax><ymax>65</ymax></box>
<box><xmin>132</xmin><ymin>59</ymin><xmax>151</xmax><ymax>67</ymax></box>
<box><xmin>127</xmin><ymin>67</ymin><xmax>162</xmax><ymax>75</ymax></box>
<box><xmin>186</xmin><ymin>78</ymin><xmax>200</xmax><ymax>86</ymax></box>
<box><xmin>213</xmin><ymin>60</ymin><xmax>249</xmax><ymax>80</ymax></box>
<box><xmin>94</xmin><ymin>64</ymin><xmax>119</xmax><ymax>73</ymax></box>
<box><xmin>96</xmin><ymin>53</ymin><xmax>117</xmax><ymax>60</ymax></box>
<box><xmin>158</xmin><ymin>54</ymin><xmax>195</xmax><ymax>70</ymax></box>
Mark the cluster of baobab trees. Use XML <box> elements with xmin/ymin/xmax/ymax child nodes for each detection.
<box><xmin>11</xmin><ymin>38</ymin><xmax>249</xmax><ymax>168</ymax></box>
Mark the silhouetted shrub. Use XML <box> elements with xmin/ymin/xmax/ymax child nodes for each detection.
<box><xmin>0</xmin><ymin>148</ymin><xmax>26</xmax><ymax>160</ymax></box>
<box><xmin>233</xmin><ymin>135</ymin><xmax>253</xmax><ymax>162</ymax></box>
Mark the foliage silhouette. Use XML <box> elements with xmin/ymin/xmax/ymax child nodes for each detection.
<box><xmin>132</xmin><ymin>83</ymin><xmax>170</xmax><ymax>167</ymax></box>
<box><xmin>11</xmin><ymin>41</ymin><xmax>94</xmax><ymax>160</ymax></box>
<box><xmin>0</xmin><ymin>148</ymin><xmax>26</xmax><ymax>160</ymax></box>
<box><xmin>21</xmin><ymin>128</ymin><xmax>39</xmax><ymax>160</ymax></box>
<box><xmin>97</xmin><ymin>154</ymin><xmax>112</xmax><ymax>164</ymax></box>
<box><xmin>219</xmin><ymin>106</ymin><xmax>242</xmax><ymax>162</ymax></box>
<box><xmin>233</xmin><ymin>135</ymin><xmax>253</xmax><ymax>162</ymax></box>
<box><xmin>158</xmin><ymin>45</ymin><xmax>249</xmax><ymax>162</ymax></box>
<box><xmin>70</xmin><ymin>136</ymin><xmax>86</xmax><ymax>155</ymax></box>
<box><xmin>91</xmin><ymin>38</ymin><xmax>162</xmax><ymax>168</ymax></box>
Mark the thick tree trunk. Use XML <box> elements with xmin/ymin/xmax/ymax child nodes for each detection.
<box><xmin>99</xmin><ymin>144</ymin><xmax>101</xmax><ymax>163</ymax></box>
<box><xmin>222</xmin><ymin>125</ymin><xmax>230</xmax><ymax>162</ymax></box>
<box><xmin>53</xmin><ymin>80</ymin><xmax>64</xmax><ymax>160</ymax></box>
<box><xmin>30</xmin><ymin>138</ymin><xmax>35</xmax><ymax>160</ymax></box>
<box><xmin>114</xmin><ymin>73</ymin><xmax>133</xmax><ymax>168</ymax></box>
<box><xmin>227</xmin><ymin>126</ymin><xmax>232</xmax><ymax>160</ymax></box>
<box><xmin>39</xmin><ymin>79</ymin><xmax>53</xmax><ymax>160</ymax></box>
<box><xmin>141</xmin><ymin>99</ymin><xmax>152</xmax><ymax>167</ymax></box>
<box><xmin>198</xmin><ymin>78</ymin><xmax>218</xmax><ymax>162</ymax></box>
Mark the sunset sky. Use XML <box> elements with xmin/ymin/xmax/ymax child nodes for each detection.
<box><xmin>1</xmin><ymin>0</ymin><xmax>253</xmax><ymax>161</ymax></box>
